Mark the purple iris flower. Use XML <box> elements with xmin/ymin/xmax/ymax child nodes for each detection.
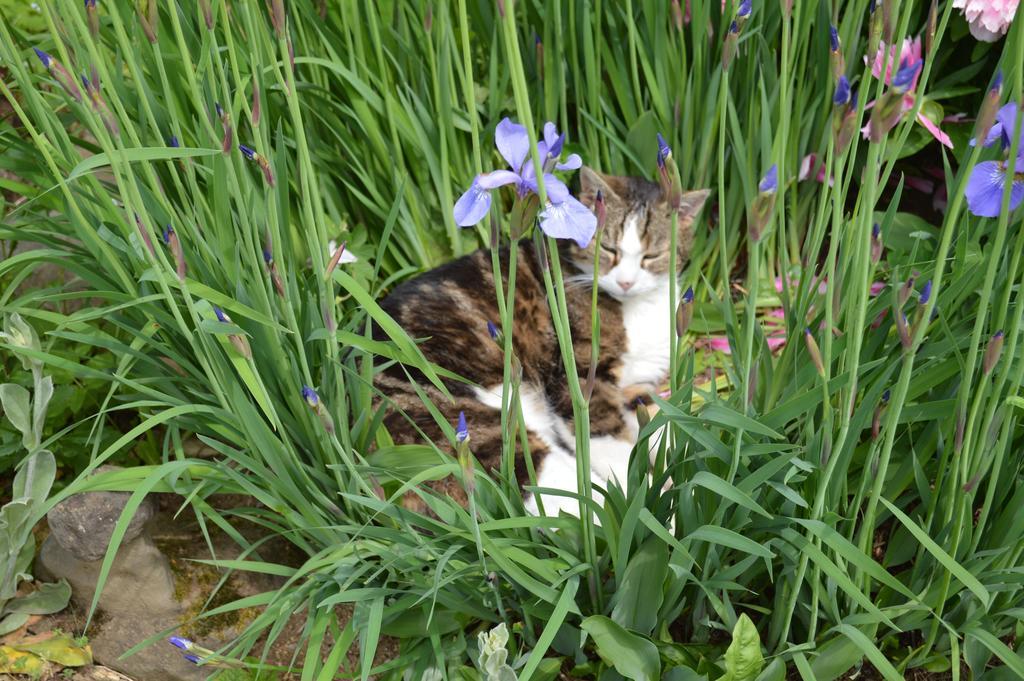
<box><xmin>737</xmin><ymin>0</ymin><xmax>752</xmax><ymax>18</ymax></box>
<box><xmin>966</xmin><ymin>104</ymin><xmax>1024</xmax><ymax>218</ymax></box>
<box><xmin>486</xmin><ymin>321</ymin><xmax>499</xmax><ymax>339</ymax></box>
<box><xmin>453</xmin><ymin>118</ymin><xmax>594</xmax><ymax>247</ymax></box>
<box><xmin>759</xmin><ymin>164</ymin><xmax>778</xmax><ymax>194</ymax></box>
<box><xmin>456</xmin><ymin>411</ymin><xmax>469</xmax><ymax>442</ymax></box>
<box><xmin>682</xmin><ymin>286</ymin><xmax>694</xmax><ymax>304</ymax></box>
<box><xmin>301</xmin><ymin>385</ymin><xmax>319</xmax><ymax>408</ymax></box>
<box><xmin>168</xmin><ymin>135</ymin><xmax>180</xmax><ymax>147</ymax></box>
<box><xmin>239</xmin><ymin>144</ymin><xmax>257</xmax><ymax>161</ymax></box>
<box><xmin>213</xmin><ymin>306</ymin><xmax>228</xmax><ymax>323</ymax></box>
<box><xmin>184</xmin><ymin>654</ymin><xmax>202</xmax><ymax>665</ymax></box>
<box><xmin>829</xmin><ymin>25</ymin><xmax>839</xmax><ymax>52</ymax></box>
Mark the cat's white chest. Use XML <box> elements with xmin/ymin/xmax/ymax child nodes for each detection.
<box><xmin>617</xmin><ymin>284</ymin><xmax>674</xmax><ymax>387</ymax></box>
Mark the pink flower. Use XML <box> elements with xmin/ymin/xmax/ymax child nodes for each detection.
<box><xmin>953</xmin><ymin>0</ymin><xmax>1018</xmax><ymax>41</ymax></box>
<box><xmin>862</xmin><ymin>37</ymin><xmax>953</xmax><ymax>149</ymax></box>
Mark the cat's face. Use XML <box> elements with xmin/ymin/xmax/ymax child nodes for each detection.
<box><xmin>569</xmin><ymin>167</ymin><xmax>709</xmax><ymax>299</ymax></box>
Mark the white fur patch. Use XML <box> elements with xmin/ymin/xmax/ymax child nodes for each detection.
<box><xmin>618</xmin><ymin>282</ymin><xmax>674</xmax><ymax>387</ymax></box>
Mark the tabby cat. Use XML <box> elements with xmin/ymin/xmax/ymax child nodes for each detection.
<box><xmin>374</xmin><ymin>167</ymin><xmax>709</xmax><ymax>516</ymax></box>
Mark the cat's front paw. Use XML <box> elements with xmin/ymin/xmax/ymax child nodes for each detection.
<box><xmin>621</xmin><ymin>382</ymin><xmax>660</xmax><ymax>407</ymax></box>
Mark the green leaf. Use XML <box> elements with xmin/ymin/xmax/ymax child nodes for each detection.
<box><xmin>0</xmin><ymin>383</ymin><xmax>32</xmax><ymax>446</ymax></box>
<box><xmin>4</xmin><ymin>580</ymin><xmax>71</xmax><ymax>615</ymax></box>
<box><xmin>833</xmin><ymin>625</ymin><xmax>902</xmax><ymax>681</ymax></box>
<box><xmin>581</xmin><ymin>616</ymin><xmax>661</xmax><ymax>681</ymax></box>
<box><xmin>12</xmin><ymin>450</ymin><xmax>55</xmax><ymax>505</ymax></box>
<box><xmin>66</xmin><ymin>146</ymin><xmax>219</xmax><ymax>182</ymax></box>
<box><xmin>964</xmin><ymin>626</ymin><xmax>1024</xmax><ymax>678</ymax></box>
<box><xmin>610</xmin><ymin>537</ymin><xmax>668</xmax><ymax>636</ymax></box>
<box><xmin>880</xmin><ymin>498</ymin><xmax>990</xmax><ymax>606</ymax></box>
<box><xmin>722</xmin><ymin>614</ymin><xmax>763</xmax><ymax>681</ymax></box>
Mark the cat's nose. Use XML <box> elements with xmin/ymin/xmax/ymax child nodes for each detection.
<box><xmin>617</xmin><ymin>279</ymin><xmax>634</xmax><ymax>292</ymax></box>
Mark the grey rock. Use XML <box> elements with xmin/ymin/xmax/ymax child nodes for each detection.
<box><xmin>46</xmin><ymin>466</ymin><xmax>156</xmax><ymax>562</ymax></box>
<box><xmin>37</xmin><ymin>534</ymin><xmax>177</xmax><ymax>615</ymax></box>
<box><xmin>37</xmin><ymin>535</ymin><xmax>204</xmax><ymax>680</ymax></box>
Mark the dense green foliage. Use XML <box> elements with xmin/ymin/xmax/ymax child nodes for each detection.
<box><xmin>1</xmin><ymin>0</ymin><xmax>1023</xmax><ymax>679</ymax></box>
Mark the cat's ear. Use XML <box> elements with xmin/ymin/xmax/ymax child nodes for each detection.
<box><xmin>676</xmin><ymin>190</ymin><xmax>710</xmax><ymax>224</ymax></box>
<box><xmin>578</xmin><ymin>167</ymin><xmax>626</xmax><ymax>207</ymax></box>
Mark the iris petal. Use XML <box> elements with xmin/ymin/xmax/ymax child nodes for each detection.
<box><xmin>556</xmin><ymin>153</ymin><xmax>582</xmax><ymax>171</ymax></box>
<box><xmin>965</xmin><ymin>161</ymin><xmax>1009</xmax><ymax>218</ymax></box>
<box><xmin>453</xmin><ymin>180</ymin><xmax>492</xmax><ymax>226</ymax></box>
<box><xmin>539</xmin><ymin>195</ymin><xmax>597</xmax><ymax>247</ymax></box>
<box><xmin>523</xmin><ymin>174</ymin><xmax>570</xmax><ymax>203</ymax></box>
<box><xmin>494</xmin><ymin>118</ymin><xmax>530</xmax><ymax>173</ymax></box>
<box><xmin>477</xmin><ymin>169</ymin><xmax>521</xmax><ymax>190</ymax></box>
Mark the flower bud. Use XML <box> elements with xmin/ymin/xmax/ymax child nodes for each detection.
<box><xmin>976</xmin><ymin>71</ymin><xmax>1003</xmax><ymax>147</ymax></box>
<box><xmin>676</xmin><ymin>286</ymin><xmax>694</xmax><ymax>337</ymax></box>
<box><xmin>200</xmin><ymin>0</ymin><xmax>213</xmax><ymax>29</ymax></box>
<box><xmin>138</xmin><ymin>0</ymin><xmax>158</xmax><ymax>43</ymax></box>
<box><xmin>829</xmin><ymin>26</ymin><xmax>845</xmax><ymax>82</ymax></box>
<box><xmin>86</xmin><ymin>0</ymin><xmax>99</xmax><ymax>37</ymax></box>
<box><xmin>804</xmin><ymin>328</ymin><xmax>825</xmax><ymax>376</ymax></box>
<box><xmin>870</xmin><ymin>223</ymin><xmax>883</xmax><ymax>264</ymax></box>
<box><xmin>983</xmin><ymin>330</ymin><xmax>1004</xmax><ymax>375</ymax></box>
<box><xmin>899</xmin><ymin>276</ymin><xmax>915</xmax><ymax>305</ymax></box>
<box><xmin>895</xmin><ymin>312</ymin><xmax>912</xmax><ymax>350</ymax></box>
<box><xmin>325</xmin><ymin>240</ymin><xmax>347</xmax><ymax>279</ymax></box>
<box><xmin>926</xmin><ymin>0</ymin><xmax>938</xmax><ymax>56</ymax></box>
<box><xmin>749</xmin><ymin>165</ymin><xmax>777</xmax><ymax>241</ymax></box>
<box><xmin>722</xmin><ymin>22</ymin><xmax>740</xmax><ymax>71</ymax></box>
<box><xmin>163</xmin><ymin>225</ymin><xmax>186</xmax><ymax>280</ymax></box>
<box><xmin>455</xmin><ymin>412</ymin><xmax>475</xmax><ymax>495</ymax></box>
<box><xmin>251</xmin><ymin>82</ymin><xmax>261</xmax><ymax>127</ymax></box>
<box><xmin>636</xmin><ymin>401</ymin><xmax>650</xmax><ymax>430</ymax></box>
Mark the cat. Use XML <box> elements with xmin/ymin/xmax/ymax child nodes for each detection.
<box><xmin>373</xmin><ymin>167</ymin><xmax>709</xmax><ymax>516</ymax></box>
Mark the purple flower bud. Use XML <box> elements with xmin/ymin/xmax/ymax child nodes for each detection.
<box><xmin>882</xmin><ymin>389</ymin><xmax>891</xmax><ymax>402</ymax></box>
<box><xmin>891</xmin><ymin>58</ymin><xmax>921</xmax><ymax>93</ymax></box>
<box><xmin>213</xmin><ymin>306</ymin><xmax>228</xmax><ymax>323</ymax></box>
<box><xmin>215</xmin><ymin>102</ymin><xmax>224</xmax><ymax>118</ymax></box>
<box><xmin>456</xmin><ymin>411</ymin><xmax>469</xmax><ymax>442</ymax></box>
<box><xmin>849</xmin><ymin>88</ymin><xmax>858</xmax><ymax>110</ymax></box>
<box><xmin>872</xmin><ymin>223</ymin><xmax>881</xmax><ymax>239</ymax></box>
<box><xmin>758</xmin><ymin>164</ymin><xmax>778</xmax><ymax>194</ymax></box>
<box><xmin>262</xmin><ymin>248</ymin><xmax>273</xmax><ymax>264</ymax></box>
<box><xmin>486</xmin><ymin>321</ymin><xmax>499</xmax><ymax>340</ymax></box>
<box><xmin>239</xmin><ymin>144</ymin><xmax>256</xmax><ymax>161</ymax></box>
<box><xmin>84</xmin><ymin>0</ymin><xmax>97</xmax><ymax>7</ymax></box>
<box><xmin>168</xmin><ymin>636</ymin><xmax>193</xmax><ymax>650</ymax></box>
<box><xmin>184</xmin><ymin>654</ymin><xmax>202</xmax><ymax>665</ymax></box>
<box><xmin>869</xmin><ymin>0</ymin><xmax>877</xmax><ymax>11</ymax></box>
<box><xmin>162</xmin><ymin>225</ymin><xmax>174</xmax><ymax>244</ymax></box>
<box><xmin>682</xmin><ymin>286</ymin><xmax>694</xmax><ymax>304</ymax></box>
<box><xmin>656</xmin><ymin>132</ymin><xmax>672</xmax><ymax>165</ymax></box>
<box><xmin>829</xmin><ymin>25</ymin><xmax>839</xmax><ymax>52</ymax></box>
<box><xmin>168</xmin><ymin>135</ymin><xmax>180</xmax><ymax>147</ymax></box>
<box><xmin>737</xmin><ymin>0</ymin><xmax>752</xmax><ymax>18</ymax></box>
<box><xmin>33</xmin><ymin>48</ymin><xmax>52</xmax><ymax>68</ymax></box>
<box><xmin>80</xmin><ymin>74</ymin><xmax>91</xmax><ymax>90</ymax></box>
<box><xmin>302</xmin><ymin>385</ymin><xmax>319</xmax><ymax>408</ymax></box>
<box><xmin>728</xmin><ymin>19</ymin><xmax>739</xmax><ymax>34</ymax></box>
<box><xmin>919</xmin><ymin>279</ymin><xmax>932</xmax><ymax>305</ymax></box>
<box><xmin>991</xmin><ymin>70</ymin><xmax>1003</xmax><ymax>93</ymax></box>
<box><xmin>833</xmin><ymin>76</ymin><xmax>851</xmax><ymax>106</ymax></box>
